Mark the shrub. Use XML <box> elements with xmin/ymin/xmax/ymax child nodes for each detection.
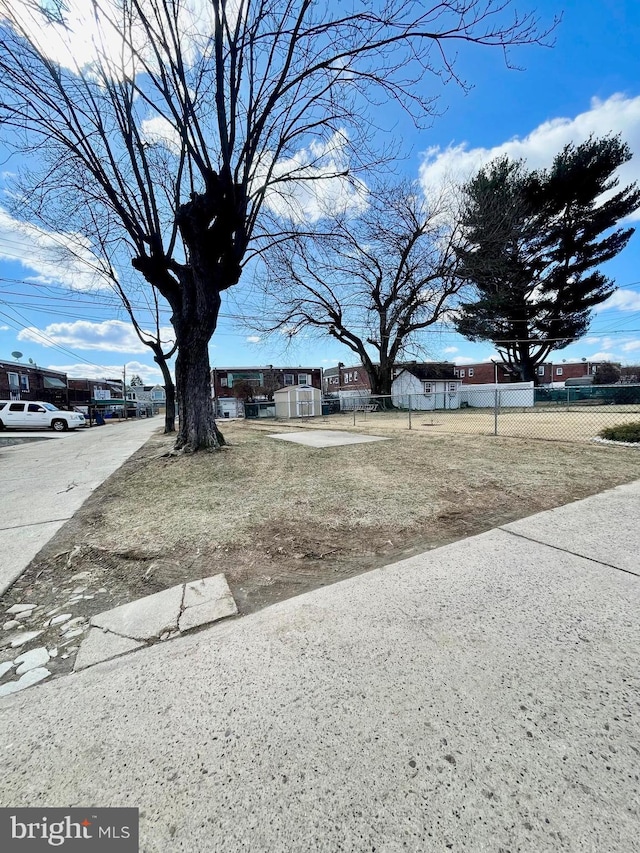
<box><xmin>599</xmin><ymin>422</ymin><xmax>640</xmax><ymax>442</ymax></box>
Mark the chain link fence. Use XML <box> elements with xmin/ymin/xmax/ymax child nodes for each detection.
<box><xmin>320</xmin><ymin>385</ymin><xmax>640</xmax><ymax>444</ymax></box>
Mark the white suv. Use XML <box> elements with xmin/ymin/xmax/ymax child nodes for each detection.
<box><xmin>0</xmin><ymin>401</ymin><xmax>86</xmax><ymax>431</ymax></box>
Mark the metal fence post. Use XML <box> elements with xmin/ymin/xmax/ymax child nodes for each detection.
<box><xmin>494</xmin><ymin>387</ymin><xmax>499</xmax><ymax>436</ymax></box>
<box><xmin>353</xmin><ymin>403</ymin><xmax>356</xmax><ymax>426</ymax></box>
<box><xmin>408</xmin><ymin>394</ymin><xmax>412</xmax><ymax>430</ymax></box>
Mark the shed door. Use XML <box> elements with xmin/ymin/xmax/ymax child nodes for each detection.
<box><xmin>296</xmin><ymin>389</ymin><xmax>313</xmax><ymax>417</ymax></box>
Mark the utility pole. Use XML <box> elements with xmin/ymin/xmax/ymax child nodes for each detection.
<box><xmin>123</xmin><ymin>364</ymin><xmax>128</xmax><ymax>420</ymax></box>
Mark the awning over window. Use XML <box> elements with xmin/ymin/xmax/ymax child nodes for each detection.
<box><xmin>43</xmin><ymin>377</ymin><xmax>67</xmax><ymax>389</ymax></box>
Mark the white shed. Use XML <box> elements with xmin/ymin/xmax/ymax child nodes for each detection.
<box><xmin>391</xmin><ymin>369</ymin><xmax>462</xmax><ymax>410</ymax></box>
<box><xmin>274</xmin><ymin>384</ymin><xmax>321</xmax><ymax>418</ymax></box>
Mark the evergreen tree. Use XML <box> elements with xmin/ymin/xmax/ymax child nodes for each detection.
<box><xmin>454</xmin><ymin>136</ymin><xmax>640</xmax><ymax>382</ymax></box>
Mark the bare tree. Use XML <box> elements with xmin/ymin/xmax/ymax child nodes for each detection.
<box><xmin>114</xmin><ymin>279</ymin><xmax>178</xmax><ymax>434</ymax></box>
<box><xmin>0</xmin><ymin>0</ymin><xmax>552</xmax><ymax>450</ymax></box>
<box><xmin>259</xmin><ymin>183</ymin><xmax>463</xmax><ymax>396</ymax></box>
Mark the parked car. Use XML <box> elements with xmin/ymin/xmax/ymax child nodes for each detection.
<box><xmin>0</xmin><ymin>401</ymin><xmax>86</xmax><ymax>431</ymax></box>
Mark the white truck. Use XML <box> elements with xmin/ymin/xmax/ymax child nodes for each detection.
<box><xmin>0</xmin><ymin>400</ymin><xmax>86</xmax><ymax>431</ymax></box>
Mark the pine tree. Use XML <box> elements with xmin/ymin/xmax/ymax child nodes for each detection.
<box><xmin>454</xmin><ymin>136</ymin><xmax>640</xmax><ymax>382</ymax></box>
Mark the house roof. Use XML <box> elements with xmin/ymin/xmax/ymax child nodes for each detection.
<box><xmin>0</xmin><ymin>359</ymin><xmax>67</xmax><ymax>377</ymax></box>
<box><xmin>211</xmin><ymin>366</ymin><xmax>321</xmax><ymax>372</ymax></box>
<box><xmin>396</xmin><ymin>362</ymin><xmax>457</xmax><ymax>381</ymax></box>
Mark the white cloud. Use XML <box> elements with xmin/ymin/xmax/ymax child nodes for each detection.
<box><xmin>443</xmin><ymin>346</ymin><xmax>458</xmax><ymax>354</ymax></box>
<box><xmin>597</xmin><ymin>289</ymin><xmax>640</xmax><ymax>312</ymax></box>
<box><xmin>258</xmin><ymin>130</ymin><xmax>369</xmax><ymax>224</ymax></box>
<box><xmin>18</xmin><ymin>319</ymin><xmax>175</xmax><ymax>353</ymax></box>
<box><xmin>452</xmin><ymin>356</ymin><xmax>477</xmax><ymax>365</ymax></box>
<box><xmin>420</xmin><ymin>94</ymin><xmax>640</xmax><ymax>221</ymax></box>
<box><xmin>0</xmin><ymin>324</ymin><xmax>9</xmax><ymax>331</ymax></box>
<box><xmin>246</xmin><ymin>335</ymin><xmax>261</xmax><ymax>344</ymax></box>
<box><xmin>2</xmin><ymin>0</ymin><xmax>240</xmax><ymax>80</ymax></box>
<box><xmin>140</xmin><ymin>116</ymin><xmax>182</xmax><ymax>154</ymax></box>
<box><xmin>590</xmin><ymin>351</ymin><xmax>617</xmax><ymax>361</ymax></box>
<box><xmin>47</xmin><ymin>361</ymin><xmax>165</xmax><ymax>383</ymax></box>
<box><xmin>0</xmin><ymin>207</ymin><xmax>111</xmax><ymax>290</ymax></box>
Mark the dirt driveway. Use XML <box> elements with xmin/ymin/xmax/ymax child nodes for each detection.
<box><xmin>2</xmin><ymin>420</ymin><xmax>640</xmax><ymax>680</ymax></box>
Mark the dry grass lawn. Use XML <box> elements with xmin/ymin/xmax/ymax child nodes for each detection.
<box><xmin>7</xmin><ymin>418</ymin><xmax>640</xmax><ymax>630</ymax></box>
<box><xmin>268</xmin><ymin>405</ymin><xmax>640</xmax><ymax>443</ymax></box>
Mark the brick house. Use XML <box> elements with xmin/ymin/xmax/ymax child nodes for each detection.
<box><xmin>211</xmin><ymin>366</ymin><xmax>322</xmax><ymax>400</ymax></box>
<box><xmin>0</xmin><ymin>359</ymin><xmax>69</xmax><ymax>407</ymax></box>
<box><xmin>452</xmin><ymin>360</ymin><xmax>604</xmax><ymax>385</ymax></box>
<box><xmin>327</xmin><ymin>361</ymin><xmax>456</xmax><ymax>393</ymax></box>
<box><xmin>67</xmin><ymin>377</ymin><xmax>125</xmax><ymax>408</ymax></box>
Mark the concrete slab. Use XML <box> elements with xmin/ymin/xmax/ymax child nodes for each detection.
<box><xmin>183</xmin><ymin>573</ymin><xmax>236</xmax><ymax>609</ymax></box>
<box><xmin>502</xmin><ymin>479</ymin><xmax>640</xmax><ymax>575</ymax></box>
<box><xmin>179</xmin><ymin>575</ymin><xmax>238</xmax><ymax>633</ymax></box>
<box><xmin>91</xmin><ymin>585</ymin><xmax>183</xmax><ymax>641</ymax></box>
<box><xmin>2</xmin><ymin>522</ymin><xmax>640</xmax><ymax>851</ymax></box>
<box><xmin>269</xmin><ymin>429</ymin><xmax>389</xmax><ymax>448</ymax></box>
<box><xmin>74</xmin><ymin>628</ymin><xmax>145</xmax><ymax>672</ymax></box>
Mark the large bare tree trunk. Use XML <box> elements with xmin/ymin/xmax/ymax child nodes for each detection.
<box><xmin>173</xmin><ymin>329</ymin><xmax>224</xmax><ymax>452</ymax></box>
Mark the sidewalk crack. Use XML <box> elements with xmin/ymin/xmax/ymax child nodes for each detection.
<box><xmin>500</xmin><ymin>528</ymin><xmax>640</xmax><ymax>579</ymax></box>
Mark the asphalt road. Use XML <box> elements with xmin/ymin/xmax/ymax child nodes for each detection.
<box><xmin>0</xmin><ymin>417</ymin><xmax>161</xmax><ymax>596</ymax></box>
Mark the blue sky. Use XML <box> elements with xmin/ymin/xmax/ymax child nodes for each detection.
<box><xmin>1</xmin><ymin>0</ymin><xmax>640</xmax><ymax>383</ymax></box>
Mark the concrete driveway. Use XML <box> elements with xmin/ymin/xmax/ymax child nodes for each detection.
<box><xmin>0</xmin><ymin>417</ymin><xmax>161</xmax><ymax>595</ymax></box>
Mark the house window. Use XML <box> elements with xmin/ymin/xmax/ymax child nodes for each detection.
<box><xmin>353</xmin><ymin>371</ymin><xmax>358</xmax><ymax>381</ymax></box>
<box><xmin>298</xmin><ymin>373</ymin><xmax>309</xmax><ymax>385</ymax></box>
<box><xmin>556</xmin><ymin>367</ymin><xmax>563</xmax><ymax>376</ymax></box>
<box><xmin>220</xmin><ymin>376</ymin><xmax>228</xmax><ymax>387</ymax></box>
<box><xmin>20</xmin><ymin>374</ymin><xmax>29</xmax><ymax>391</ymax></box>
<box><xmin>7</xmin><ymin>371</ymin><xmax>19</xmax><ymax>390</ymax></box>
<box><xmin>284</xmin><ymin>374</ymin><xmax>294</xmax><ymax>385</ymax></box>
<box><xmin>468</xmin><ymin>368</ymin><xmax>474</xmax><ymax>377</ymax></box>
<box><xmin>459</xmin><ymin>369</ymin><xmax>465</xmax><ymax>378</ymax></box>
<box><xmin>537</xmin><ymin>366</ymin><xmax>545</xmax><ymax>376</ymax></box>
<box><xmin>449</xmin><ymin>383</ymin><xmax>457</xmax><ymax>393</ymax></box>
<box><xmin>423</xmin><ymin>382</ymin><xmax>432</xmax><ymax>394</ymax></box>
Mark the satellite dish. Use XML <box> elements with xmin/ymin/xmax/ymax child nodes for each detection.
<box><xmin>11</xmin><ymin>351</ymin><xmax>23</xmax><ymax>360</ymax></box>
<box><xmin>28</xmin><ymin>358</ymin><xmax>34</xmax><ymax>364</ymax></box>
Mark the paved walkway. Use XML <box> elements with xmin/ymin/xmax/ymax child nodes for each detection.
<box><xmin>0</xmin><ymin>418</ymin><xmax>161</xmax><ymax>596</ymax></box>
<box><xmin>1</xmin><ymin>479</ymin><xmax>639</xmax><ymax>852</ymax></box>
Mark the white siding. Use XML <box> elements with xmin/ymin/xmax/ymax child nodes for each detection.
<box><xmin>391</xmin><ymin>372</ymin><xmax>461</xmax><ymax>410</ymax></box>
<box><xmin>460</xmin><ymin>382</ymin><xmax>535</xmax><ymax>408</ymax></box>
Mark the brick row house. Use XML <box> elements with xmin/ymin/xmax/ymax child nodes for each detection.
<box><xmin>451</xmin><ymin>360</ymin><xmax>605</xmax><ymax>385</ymax></box>
<box><xmin>211</xmin><ymin>366</ymin><xmax>322</xmax><ymax>399</ymax></box>
<box><xmin>0</xmin><ymin>359</ymin><xmax>69</xmax><ymax>407</ymax></box>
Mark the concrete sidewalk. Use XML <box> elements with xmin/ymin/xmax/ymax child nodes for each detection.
<box><xmin>0</xmin><ymin>417</ymin><xmax>161</xmax><ymax>596</ymax></box>
<box><xmin>1</xmin><ymin>480</ymin><xmax>639</xmax><ymax>852</ymax></box>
